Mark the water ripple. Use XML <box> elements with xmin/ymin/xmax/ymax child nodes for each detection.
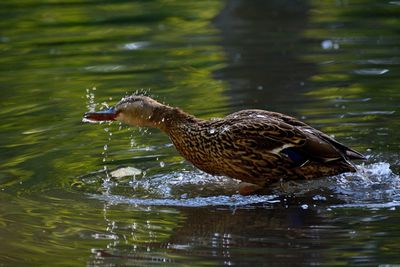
<box><xmin>90</xmin><ymin>193</ymin><xmax>278</xmax><ymax>207</ymax></box>
<box><xmin>352</xmin><ymin>68</ymin><xmax>389</xmax><ymax>75</ymax></box>
<box><xmin>120</xmin><ymin>42</ymin><xmax>149</xmax><ymax>50</ymax></box>
<box><xmin>331</xmin><ymin>201</ymin><xmax>400</xmax><ymax>210</ymax></box>
<box><xmin>347</xmin><ymin>110</ymin><xmax>395</xmax><ymax>116</ymax></box>
<box><xmin>84</xmin><ymin>65</ymin><xmax>126</xmax><ymax>72</ymax></box>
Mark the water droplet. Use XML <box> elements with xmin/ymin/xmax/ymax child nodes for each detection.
<box><xmin>130</xmin><ymin>138</ymin><xmax>136</xmax><ymax>148</ymax></box>
<box><xmin>85</xmin><ymin>87</ymin><xmax>97</xmax><ymax>112</ymax></box>
<box><xmin>301</xmin><ymin>204</ymin><xmax>309</xmax><ymax>209</ymax></box>
<box><xmin>104</xmin><ymin>144</ymin><xmax>108</xmax><ymax>151</ymax></box>
<box><xmin>221</xmin><ymin>126</ymin><xmax>230</xmax><ymax>133</ymax></box>
<box><xmin>209</xmin><ymin>128</ymin><xmax>216</xmax><ymax>134</ymax></box>
<box><xmin>312</xmin><ymin>195</ymin><xmax>327</xmax><ymax>201</ymax></box>
<box><xmin>159</xmin><ymin>161</ymin><xmax>165</xmax><ymax>168</ymax></box>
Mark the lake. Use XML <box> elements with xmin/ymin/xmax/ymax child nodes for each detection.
<box><xmin>1</xmin><ymin>0</ymin><xmax>400</xmax><ymax>266</ymax></box>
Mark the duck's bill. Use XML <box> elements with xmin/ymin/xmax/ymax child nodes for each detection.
<box><xmin>83</xmin><ymin>108</ymin><xmax>118</xmax><ymax>122</ymax></box>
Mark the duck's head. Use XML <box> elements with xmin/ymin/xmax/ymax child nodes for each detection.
<box><xmin>84</xmin><ymin>95</ymin><xmax>170</xmax><ymax>128</ymax></box>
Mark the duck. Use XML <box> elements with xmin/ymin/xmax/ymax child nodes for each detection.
<box><xmin>83</xmin><ymin>94</ymin><xmax>365</xmax><ymax>195</ymax></box>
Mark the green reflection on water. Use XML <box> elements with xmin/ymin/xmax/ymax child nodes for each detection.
<box><xmin>0</xmin><ymin>190</ymin><xmax>185</xmax><ymax>266</ymax></box>
<box><xmin>298</xmin><ymin>0</ymin><xmax>400</xmax><ymax>153</ymax></box>
<box><xmin>0</xmin><ymin>0</ymin><xmax>227</xmax><ymax>192</ymax></box>
<box><xmin>1</xmin><ymin>0</ymin><xmax>400</xmax><ymax>266</ymax></box>
<box><xmin>0</xmin><ymin>0</ymin><xmax>225</xmax><ymax>265</ymax></box>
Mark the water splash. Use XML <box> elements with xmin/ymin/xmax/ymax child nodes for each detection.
<box><xmin>85</xmin><ymin>87</ymin><xmax>97</xmax><ymax>112</ymax></box>
<box><xmin>83</xmin><ymin>87</ymin><xmax>108</xmax><ymax>124</ymax></box>
<box><xmin>332</xmin><ymin>162</ymin><xmax>400</xmax><ymax>205</ymax></box>
<box><xmin>101</xmin><ymin>128</ymin><xmax>113</xmax><ymax>163</ymax></box>
<box><xmin>78</xmin><ymin>149</ymin><xmax>400</xmax><ymax>208</ymax></box>
<box><xmin>129</xmin><ymin>133</ymin><xmax>136</xmax><ymax>148</ymax></box>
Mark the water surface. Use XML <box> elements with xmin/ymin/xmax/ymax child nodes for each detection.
<box><xmin>1</xmin><ymin>0</ymin><xmax>400</xmax><ymax>266</ymax></box>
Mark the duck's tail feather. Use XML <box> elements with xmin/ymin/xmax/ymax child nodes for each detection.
<box><xmin>345</xmin><ymin>149</ymin><xmax>366</xmax><ymax>160</ymax></box>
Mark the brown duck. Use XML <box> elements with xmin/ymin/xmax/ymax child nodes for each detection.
<box><xmin>84</xmin><ymin>95</ymin><xmax>365</xmax><ymax>195</ymax></box>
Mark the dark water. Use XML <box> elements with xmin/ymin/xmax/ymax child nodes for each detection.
<box><xmin>1</xmin><ymin>0</ymin><xmax>400</xmax><ymax>266</ymax></box>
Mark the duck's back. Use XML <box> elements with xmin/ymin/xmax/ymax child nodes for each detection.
<box><xmin>167</xmin><ymin>109</ymin><xmax>364</xmax><ymax>187</ymax></box>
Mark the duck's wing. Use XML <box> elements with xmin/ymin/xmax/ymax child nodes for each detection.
<box><xmin>265</xmin><ymin>111</ymin><xmax>365</xmax><ymax>160</ymax></box>
<box><xmin>221</xmin><ymin>110</ymin><xmax>365</xmax><ymax>166</ymax></box>
<box><xmin>300</xmin><ymin>126</ymin><xmax>365</xmax><ymax>160</ymax></box>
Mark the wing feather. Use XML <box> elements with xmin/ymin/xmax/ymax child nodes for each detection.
<box><xmin>220</xmin><ymin>110</ymin><xmax>364</xmax><ymax>164</ymax></box>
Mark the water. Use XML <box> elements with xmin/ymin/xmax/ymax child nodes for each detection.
<box><xmin>1</xmin><ymin>0</ymin><xmax>400</xmax><ymax>266</ymax></box>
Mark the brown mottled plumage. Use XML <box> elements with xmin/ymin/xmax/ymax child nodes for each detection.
<box><xmin>84</xmin><ymin>95</ymin><xmax>365</xmax><ymax>194</ymax></box>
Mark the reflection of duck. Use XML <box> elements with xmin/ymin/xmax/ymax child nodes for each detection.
<box><xmin>84</xmin><ymin>95</ymin><xmax>365</xmax><ymax>195</ymax></box>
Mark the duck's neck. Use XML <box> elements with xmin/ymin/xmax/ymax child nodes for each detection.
<box><xmin>151</xmin><ymin>105</ymin><xmax>201</xmax><ymax>133</ymax></box>
<box><xmin>157</xmin><ymin>106</ymin><xmax>219</xmax><ymax>175</ymax></box>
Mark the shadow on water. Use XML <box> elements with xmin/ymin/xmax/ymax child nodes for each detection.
<box><xmin>213</xmin><ymin>0</ymin><xmax>315</xmax><ymax>110</ymax></box>
<box><xmin>88</xmin><ymin>204</ymin><xmax>329</xmax><ymax>266</ymax></box>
